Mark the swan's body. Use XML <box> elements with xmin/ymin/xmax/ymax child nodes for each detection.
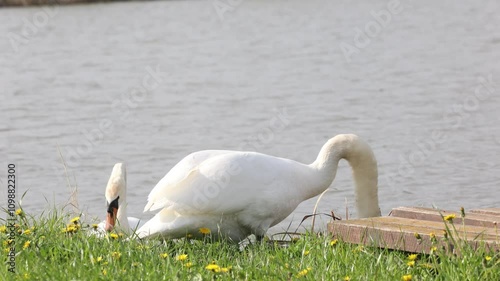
<box><xmin>137</xmin><ymin>134</ymin><xmax>380</xmax><ymax>241</ymax></box>
<box><xmin>102</xmin><ymin>163</ymin><xmax>144</xmax><ymax>235</ymax></box>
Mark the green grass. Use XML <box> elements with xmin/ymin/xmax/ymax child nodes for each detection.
<box><xmin>1</xmin><ymin>210</ymin><xmax>499</xmax><ymax>281</ymax></box>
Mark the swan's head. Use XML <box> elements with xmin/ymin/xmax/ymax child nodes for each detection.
<box><xmin>104</xmin><ymin>163</ymin><xmax>127</xmax><ymax>232</ymax></box>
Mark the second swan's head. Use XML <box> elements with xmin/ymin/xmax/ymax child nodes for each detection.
<box><xmin>104</xmin><ymin>163</ymin><xmax>127</xmax><ymax>232</ymax></box>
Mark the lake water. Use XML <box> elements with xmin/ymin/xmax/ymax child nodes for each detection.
<box><xmin>1</xmin><ymin>0</ymin><xmax>500</xmax><ymax>234</ymax></box>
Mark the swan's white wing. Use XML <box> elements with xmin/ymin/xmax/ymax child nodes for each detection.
<box><xmin>143</xmin><ymin>151</ymin><xmax>291</xmax><ymax>215</ymax></box>
<box><xmin>144</xmin><ymin>150</ymin><xmax>233</xmax><ymax>212</ymax></box>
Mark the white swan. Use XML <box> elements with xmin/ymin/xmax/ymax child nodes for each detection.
<box><xmin>99</xmin><ymin>163</ymin><xmax>143</xmax><ymax>235</ymax></box>
<box><xmin>136</xmin><ymin>134</ymin><xmax>381</xmax><ymax>241</ymax></box>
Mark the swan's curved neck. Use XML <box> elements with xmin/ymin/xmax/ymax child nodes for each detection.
<box><xmin>107</xmin><ymin>163</ymin><xmax>131</xmax><ymax>233</ymax></box>
<box><xmin>309</xmin><ymin>134</ymin><xmax>381</xmax><ymax>218</ymax></box>
<box><xmin>117</xmin><ymin>193</ymin><xmax>130</xmax><ymax>232</ymax></box>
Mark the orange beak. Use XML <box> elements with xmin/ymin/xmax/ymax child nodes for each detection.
<box><xmin>105</xmin><ymin>207</ymin><xmax>118</xmax><ymax>232</ymax></box>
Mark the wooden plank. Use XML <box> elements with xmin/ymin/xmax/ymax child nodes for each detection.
<box><xmin>329</xmin><ymin>220</ymin><xmax>433</xmax><ymax>253</ymax></box>
<box><xmin>352</xmin><ymin>217</ymin><xmax>499</xmax><ymax>238</ymax></box>
<box><xmin>390</xmin><ymin>206</ymin><xmax>500</xmax><ymax>228</ymax></box>
<box><xmin>333</xmin><ymin>217</ymin><xmax>499</xmax><ymax>241</ymax></box>
<box><xmin>328</xmin><ymin>217</ymin><xmax>499</xmax><ymax>254</ymax></box>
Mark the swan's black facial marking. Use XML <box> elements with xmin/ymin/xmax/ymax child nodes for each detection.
<box><xmin>107</xmin><ymin>196</ymin><xmax>119</xmax><ymax>215</ymax></box>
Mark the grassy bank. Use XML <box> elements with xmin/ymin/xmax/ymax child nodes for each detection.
<box><xmin>1</xmin><ymin>210</ymin><xmax>499</xmax><ymax>280</ymax></box>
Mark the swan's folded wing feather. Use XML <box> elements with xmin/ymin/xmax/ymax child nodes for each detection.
<box><xmin>144</xmin><ymin>151</ymin><xmax>281</xmax><ymax>215</ymax></box>
<box><xmin>144</xmin><ymin>150</ymin><xmax>234</xmax><ymax>212</ymax></box>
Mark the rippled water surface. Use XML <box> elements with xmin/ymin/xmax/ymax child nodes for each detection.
<box><xmin>1</xmin><ymin>0</ymin><xmax>500</xmax><ymax>233</ymax></box>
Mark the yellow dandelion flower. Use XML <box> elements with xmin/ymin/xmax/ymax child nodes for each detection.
<box><xmin>15</xmin><ymin>209</ymin><xmax>23</xmax><ymax>216</ymax></box>
<box><xmin>184</xmin><ymin>262</ymin><xmax>193</xmax><ymax>268</ymax></box>
<box><xmin>23</xmin><ymin>229</ymin><xmax>32</xmax><ymax>235</ymax></box>
<box><xmin>408</xmin><ymin>254</ymin><xmax>418</xmax><ymax>261</ymax></box>
<box><xmin>92</xmin><ymin>224</ymin><xmax>99</xmax><ymax>230</ymax></box>
<box><xmin>63</xmin><ymin>225</ymin><xmax>78</xmax><ymax>233</ymax></box>
<box><xmin>485</xmin><ymin>256</ymin><xmax>492</xmax><ymax>261</ymax></box>
<box><xmin>0</xmin><ymin>225</ymin><xmax>6</xmax><ymax>233</ymax></box>
<box><xmin>70</xmin><ymin>216</ymin><xmax>80</xmax><ymax>224</ymax></box>
<box><xmin>303</xmin><ymin>250</ymin><xmax>310</xmax><ymax>256</ymax></box>
<box><xmin>23</xmin><ymin>273</ymin><xmax>30</xmax><ymax>280</ymax></box>
<box><xmin>220</xmin><ymin>267</ymin><xmax>231</xmax><ymax>273</ymax></box>
<box><xmin>71</xmin><ymin>225</ymin><xmax>80</xmax><ymax>232</ymax></box>
<box><xmin>23</xmin><ymin>241</ymin><xmax>31</xmax><ymax>250</ymax></box>
<box><xmin>414</xmin><ymin>232</ymin><xmax>421</xmax><ymax>239</ymax></box>
<box><xmin>109</xmin><ymin>233</ymin><xmax>119</xmax><ymax>239</ymax></box>
<box><xmin>111</xmin><ymin>252</ymin><xmax>121</xmax><ymax>259</ymax></box>
<box><xmin>429</xmin><ymin>232</ymin><xmax>436</xmax><ymax>239</ymax></box>
<box><xmin>4</xmin><ymin>248</ymin><xmax>10</xmax><ymax>253</ymax></box>
<box><xmin>297</xmin><ymin>268</ymin><xmax>310</xmax><ymax>277</ymax></box>
<box><xmin>205</xmin><ymin>264</ymin><xmax>220</xmax><ymax>272</ymax></box>
<box><xmin>160</xmin><ymin>253</ymin><xmax>169</xmax><ymax>259</ymax></box>
<box><xmin>97</xmin><ymin>256</ymin><xmax>103</xmax><ymax>262</ymax></box>
<box><xmin>407</xmin><ymin>261</ymin><xmax>415</xmax><ymax>267</ymax></box>
<box><xmin>330</xmin><ymin>239</ymin><xmax>338</xmax><ymax>246</ymax></box>
<box><xmin>199</xmin><ymin>228</ymin><xmax>211</xmax><ymax>235</ymax></box>
<box><xmin>102</xmin><ymin>269</ymin><xmax>107</xmax><ymax>276</ymax></box>
<box><xmin>402</xmin><ymin>274</ymin><xmax>412</xmax><ymax>281</ymax></box>
<box><xmin>3</xmin><ymin>239</ymin><xmax>14</xmax><ymax>246</ymax></box>
<box><xmin>176</xmin><ymin>254</ymin><xmax>188</xmax><ymax>261</ymax></box>
<box><xmin>430</xmin><ymin>246</ymin><xmax>437</xmax><ymax>253</ymax></box>
<box><xmin>344</xmin><ymin>276</ymin><xmax>351</xmax><ymax>281</ymax></box>
<box><xmin>443</xmin><ymin>214</ymin><xmax>456</xmax><ymax>222</ymax></box>
<box><xmin>285</xmin><ymin>263</ymin><xmax>289</xmax><ymax>268</ymax></box>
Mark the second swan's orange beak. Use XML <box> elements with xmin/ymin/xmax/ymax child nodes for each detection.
<box><xmin>105</xmin><ymin>196</ymin><xmax>119</xmax><ymax>232</ymax></box>
<box><xmin>105</xmin><ymin>207</ymin><xmax>118</xmax><ymax>232</ymax></box>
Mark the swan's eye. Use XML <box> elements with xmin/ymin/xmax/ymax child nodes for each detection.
<box><xmin>107</xmin><ymin>196</ymin><xmax>120</xmax><ymax>214</ymax></box>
